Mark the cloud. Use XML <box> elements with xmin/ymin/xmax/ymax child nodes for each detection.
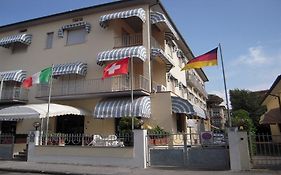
<box><xmin>235</xmin><ymin>46</ymin><xmax>268</xmax><ymax>65</ymax></box>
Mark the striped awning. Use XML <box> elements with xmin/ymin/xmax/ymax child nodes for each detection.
<box><xmin>193</xmin><ymin>105</ymin><xmax>206</xmax><ymax>119</ymax></box>
<box><xmin>93</xmin><ymin>96</ymin><xmax>151</xmax><ymax>118</ymax></box>
<box><xmin>99</xmin><ymin>8</ymin><xmax>146</xmax><ymax>28</ymax></box>
<box><xmin>171</xmin><ymin>96</ymin><xmax>194</xmax><ymax>115</ymax></box>
<box><xmin>0</xmin><ymin>33</ymin><xmax>32</xmax><ymax>48</ymax></box>
<box><xmin>53</xmin><ymin>62</ymin><xmax>87</xmax><ymax>76</ymax></box>
<box><xmin>0</xmin><ymin>70</ymin><xmax>27</xmax><ymax>82</ymax></box>
<box><xmin>97</xmin><ymin>46</ymin><xmax>147</xmax><ymax>66</ymax></box>
<box><xmin>151</xmin><ymin>48</ymin><xmax>175</xmax><ymax>72</ymax></box>
<box><xmin>58</xmin><ymin>21</ymin><xmax>91</xmax><ymax>38</ymax></box>
<box><xmin>150</xmin><ymin>11</ymin><xmax>179</xmax><ymax>40</ymax></box>
<box><xmin>0</xmin><ymin>103</ymin><xmax>89</xmax><ymax>121</ymax></box>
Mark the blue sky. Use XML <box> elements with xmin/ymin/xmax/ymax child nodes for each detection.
<box><xmin>1</xmin><ymin>0</ymin><xmax>281</xmax><ymax>101</ymax></box>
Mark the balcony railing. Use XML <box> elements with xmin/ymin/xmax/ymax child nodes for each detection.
<box><xmin>36</xmin><ymin>75</ymin><xmax>150</xmax><ymax>99</ymax></box>
<box><xmin>0</xmin><ymin>86</ymin><xmax>28</xmax><ymax>103</ymax></box>
<box><xmin>114</xmin><ymin>33</ymin><xmax>143</xmax><ymax>48</ymax></box>
<box><xmin>186</xmin><ymin>73</ymin><xmax>208</xmax><ymax>98</ymax></box>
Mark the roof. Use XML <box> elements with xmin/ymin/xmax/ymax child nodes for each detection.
<box><xmin>0</xmin><ymin>0</ymin><xmax>208</xmax><ymax>82</ymax></box>
<box><xmin>261</xmin><ymin>75</ymin><xmax>281</xmax><ymax>105</ymax></box>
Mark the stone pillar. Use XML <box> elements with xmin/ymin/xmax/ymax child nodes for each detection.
<box><xmin>228</xmin><ymin>128</ymin><xmax>251</xmax><ymax>171</ymax></box>
<box><xmin>133</xmin><ymin>129</ymin><xmax>147</xmax><ymax>168</ymax></box>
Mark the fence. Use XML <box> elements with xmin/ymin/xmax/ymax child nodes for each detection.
<box><xmin>40</xmin><ymin>132</ymin><xmax>134</xmax><ymax>147</ymax></box>
<box><xmin>249</xmin><ymin>134</ymin><xmax>281</xmax><ymax>168</ymax></box>
<box><xmin>0</xmin><ymin>134</ymin><xmax>14</xmax><ymax>159</ymax></box>
<box><xmin>147</xmin><ymin>132</ymin><xmax>228</xmax><ymax>147</ymax></box>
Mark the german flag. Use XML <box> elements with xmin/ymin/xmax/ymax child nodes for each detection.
<box><xmin>181</xmin><ymin>47</ymin><xmax>218</xmax><ymax>70</ymax></box>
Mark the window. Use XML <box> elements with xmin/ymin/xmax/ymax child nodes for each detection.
<box><xmin>66</xmin><ymin>28</ymin><xmax>86</xmax><ymax>45</ymax></box>
<box><xmin>46</xmin><ymin>32</ymin><xmax>54</xmax><ymax>49</ymax></box>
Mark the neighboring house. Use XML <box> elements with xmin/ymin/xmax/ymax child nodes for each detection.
<box><xmin>260</xmin><ymin>75</ymin><xmax>281</xmax><ymax>139</ymax></box>
<box><xmin>0</xmin><ymin>0</ymin><xmax>208</xmax><ymax>155</ymax></box>
<box><xmin>208</xmin><ymin>105</ymin><xmax>227</xmax><ymax>130</ymax></box>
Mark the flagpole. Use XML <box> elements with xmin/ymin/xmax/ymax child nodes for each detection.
<box><xmin>219</xmin><ymin>43</ymin><xmax>231</xmax><ymax>127</ymax></box>
<box><xmin>45</xmin><ymin>65</ymin><xmax>54</xmax><ymax>145</ymax></box>
<box><xmin>130</xmin><ymin>58</ymin><xmax>134</xmax><ymax>130</ymax></box>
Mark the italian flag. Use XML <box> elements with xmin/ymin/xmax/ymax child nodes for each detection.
<box><xmin>22</xmin><ymin>67</ymin><xmax>52</xmax><ymax>89</ymax></box>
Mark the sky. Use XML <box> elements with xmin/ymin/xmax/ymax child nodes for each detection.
<box><xmin>1</xmin><ymin>0</ymin><xmax>281</xmax><ymax>103</ymax></box>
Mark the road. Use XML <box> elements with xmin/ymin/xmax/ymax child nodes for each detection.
<box><xmin>0</xmin><ymin>171</ymin><xmax>51</xmax><ymax>175</ymax></box>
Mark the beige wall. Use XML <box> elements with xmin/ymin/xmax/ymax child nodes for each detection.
<box><xmin>0</xmin><ymin>4</ymin><xmax>149</xmax><ymax>104</ymax></box>
<box><xmin>150</xmin><ymin>92</ymin><xmax>177</xmax><ymax>133</ymax></box>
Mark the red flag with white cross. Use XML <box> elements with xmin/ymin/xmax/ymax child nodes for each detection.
<box><xmin>102</xmin><ymin>57</ymin><xmax>129</xmax><ymax>79</ymax></box>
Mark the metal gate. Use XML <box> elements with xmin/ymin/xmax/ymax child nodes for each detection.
<box><xmin>146</xmin><ymin>132</ymin><xmax>230</xmax><ymax>170</ymax></box>
<box><xmin>0</xmin><ymin>134</ymin><xmax>14</xmax><ymax>160</ymax></box>
<box><xmin>249</xmin><ymin>134</ymin><xmax>281</xmax><ymax>169</ymax></box>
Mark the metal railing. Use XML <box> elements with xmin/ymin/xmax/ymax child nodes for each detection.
<box><xmin>41</xmin><ymin>132</ymin><xmax>134</xmax><ymax>147</ymax></box>
<box><xmin>0</xmin><ymin>86</ymin><xmax>28</xmax><ymax>103</ymax></box>
<box><xmin>249</xmin><ymin>134</ymin><xmax>281</xmax><ymax>168</ymax></box>
<box><xmin>147</xmin><ymin>132</ymin><xmax>228</xmax><ymax>147</ymax></box>
<box><xmin>36</xmin><ymin>75</ymin><xmax>150</xmax><ymax>98</ymax></box>
<box><xmin>114</xmin><ymin>33</ymin><xmax>143</xmax><ymax>48</ymax></box>
<box><xmin>186</xmin><ymin>73</ymin><xmax>208</xmax><ymax>98</ymax></box>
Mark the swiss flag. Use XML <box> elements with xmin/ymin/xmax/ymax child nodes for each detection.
<box><xmin>102</xmin><ymin>57</ymin><xmax>129</xmax><ymax>79</ymax></box>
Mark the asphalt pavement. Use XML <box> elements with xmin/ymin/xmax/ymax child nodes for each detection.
<box><xmin>0</xmin><ymin>160</ymin><xmax>280</xmax><ymax>175</ymax></box>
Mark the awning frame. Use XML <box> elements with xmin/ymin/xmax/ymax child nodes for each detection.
<box><xmin>58</xmin><ymin>21</ymin><xmax>91</xmax><ymax>38</ymax></box>
<box><xmin>99</xmin><ymin>8</ymin><xmax>146</xmax><ymax>28</ymax></box>
<box><xmin>93</xmin><ymin>96</ymin><xmax>151</xmax><ymax>118</ymax></box>
<box><xmin>0</xmin><ymin>70</ymin><xmax>27</xmax><ymax>83</ymax></box>
<box><xmin>0</xmin><ymin>33</ymin><xmax>32</xmax><ymax>48</ymax></box>
<box><xmin>97</xmin><ymin>46</ymin><xmax>147</xmax><ymax>66</ymax></box>
<box><xmin>0</xmin><ymin>103</ymin><xmax>89</xmax><ymax>121</ymax></box>
<box><xmin>52</xmin><ymin>62</ymin><xmax>88</xmax><ymax>77</ymax></box>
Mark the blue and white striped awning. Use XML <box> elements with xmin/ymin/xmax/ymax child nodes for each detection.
<box><xmin>99</xmin><ymin>8</ymin><xmax>146</xmax><ymax>28</ymax></box>
<box><xmin>93</xmin><ymin>96</ymin><xmax>151</xmax><ymax>118</ymax></box>
<box><xmin>0</xmin><ymin>70</ymin><xmax>27</xmax><ymax>82</ymax></box>
<box><xmin>192</xmin><ymin>105</ymin><xmax>206</xmax><ymax>119</ymax></box>
<box><xmin>150</xmin><ymin>11</ymin><xmax>179</xmax><ymax>40</ymax></box>
<box><xmin>151</xmin><ymin>48</ymin><xmax>175</xmax><ymax>72</ymax></box>
<box><xmin>53</xmin><ymin>62</ymin><xmax>87</xmax><ymax>76</ymax></box>
<box><xmin>58</xmin><ymin>21</ymin><xmax>91</xmax><ymax>38</ymax></box>
<box><xmin>97</xmin><ymin>46</ymin><xmax>147</xmax><ymax>66</ymax></box>
<box><xmin>171</xmin><ymin>96</ymin><xmax>194</xmax><ymax>115</ymax></box>
<box><xmin>0</xmin><ymin>33</ymin><xmax>32</xmax><ymax>48</ymax></box>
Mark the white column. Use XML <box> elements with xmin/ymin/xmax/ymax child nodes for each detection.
<box><xmin>228</xmin><ymin>128</ymin><xmax>251</xmax><ymax>171</ymax></box>
<box><xmin>133</xmin><ymin>129</ymin><xmax>147</xmax><ymax>168</ymax></box>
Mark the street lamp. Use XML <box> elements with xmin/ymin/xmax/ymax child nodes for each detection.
<box><xmin>268</xmin><ymin>93</ymin><xmax>281</xmax><ymax>116</ymax></box>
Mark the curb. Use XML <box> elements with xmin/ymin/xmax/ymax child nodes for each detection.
<box><xmin>0</xmin><ymin>168</ymin><xmax>98</xmax><ymax>175</ymax></box>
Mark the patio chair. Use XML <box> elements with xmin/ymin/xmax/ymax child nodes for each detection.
<box><xmin>87</xmin><ymin>134</ymin><xmax>103</xmax><ymax>146</ymax></box>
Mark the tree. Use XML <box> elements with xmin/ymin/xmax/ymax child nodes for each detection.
<box><xmin>229</xmin><ymin>89</ymin><xmax>268</xmax><ymax>133</ymax></box>
<box><xmin>232</xmin><ymin>109</ymin><xmax>255</xmax><ymax>133</ymax></box>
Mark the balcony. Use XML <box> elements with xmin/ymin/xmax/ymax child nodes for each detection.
<box><xmin>186</xmin><ymin>73</ymin><xmax>208</xmax><ymax>98</ymax></box>
<box><xmin>114</xmin><ymin>33</ymin><xmax>143</xmax><ymax>48</ymax></box>
<box><xmin>0</xmin><ymin>87</ymin><xmax>28</xmax><ymax>103</ymax></box>
<box><xmin>36</xmin><ymin>75</ymin><xmax>150</xmax><ymax>100</ymax></box>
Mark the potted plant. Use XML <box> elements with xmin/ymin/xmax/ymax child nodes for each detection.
<box><xmin>148</xmin><ymin>126</ymin><xmax>170</xmax><ymax>145</ymax></box>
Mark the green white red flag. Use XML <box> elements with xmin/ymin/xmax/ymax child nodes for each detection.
<box><xmin>22</xmin><ymin>67</ymin><xmax>52</xmax><ymax>89</ymax></box>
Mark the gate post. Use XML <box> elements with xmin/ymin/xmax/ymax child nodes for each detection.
<box><xmin>133</xmin><ymin>129</ymin><xmax>147</xmax><ymax>168</ymax></box>
<box><xmin>228</xmin><ymin>128</ymin><xmax>251</xmax><ymax>171</ymax></box>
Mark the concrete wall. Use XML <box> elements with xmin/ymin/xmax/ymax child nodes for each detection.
<box><xmin>28</xmin><ymin>130</ymin><xmax>147</xmax><ymax>168</ymax></box>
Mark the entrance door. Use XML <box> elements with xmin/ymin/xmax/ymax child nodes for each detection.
<box><xmin>56</xmin><ymin>115</ymin><xmax>84</xmax><ymax>134</ymax></box>
<box><xmin>0</xmin><ymin>121</ymin><xmax>17</xmax><ymax>134</ymax></box>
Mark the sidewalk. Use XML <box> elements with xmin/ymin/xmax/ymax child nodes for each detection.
<box><xmin>0</xmin><ymin>160</ymin><xmax>280</xmax><ymax>175</ymax></box>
